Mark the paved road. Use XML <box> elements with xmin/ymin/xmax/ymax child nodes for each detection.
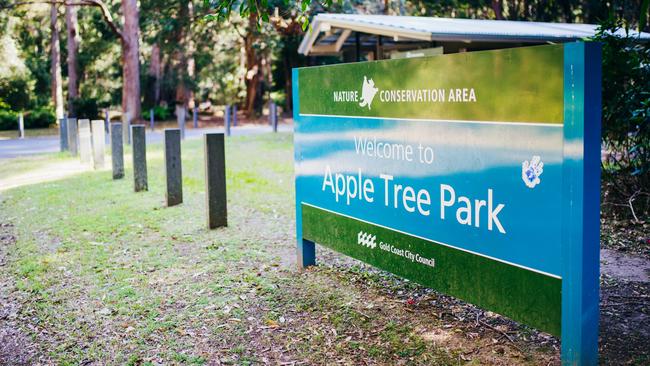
<box><xmin>0</xmin><ymin>124</ymin><xmax>293</xmax><ymax>160</ymax></box>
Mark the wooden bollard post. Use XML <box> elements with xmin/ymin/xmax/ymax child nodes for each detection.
<box><xmin>78</xmin><ymin>119</ymin><xmax>92</xmax><ymax>164</ymax></box>
<box><xmin>204</xmin><ymin>133</ymin><xmax>227</xmax><ymax>229</ymax></box>
<box><xmin>59</xmin><ymin>117</ymin><xmax>69</xmax><ymax>152</ymax></box>
<box><xmin>67</xmin><ymin>118</ymin><xmax>78</xmax><ymax>156</ymax></box>
<box><xmin>110</xmin><ymin>123</ymin><xmax>124</xmax><ymax>179</ymax></box>
<box><xmin>193</xmin><ymin>107</ymin><xmax>198</xmax><ymax>129</ymax></box>
<box><xmin>91</xmin><ymin>120</ymin><xmax>106</xmax><ymax>169</ymax></box>
<box><xmin>164</xmin><ymin>129</ymin><xmax>183</xmax><ymax>206</ymax></box>
<box><xmin>132</xmin><ymin>125</ymin><xmax>148</xmax><ymax>192</ymax></box>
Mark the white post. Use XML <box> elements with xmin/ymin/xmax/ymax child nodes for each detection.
<box><xmin>18</xmin><ymin>113</ymin><xmax>24</xmax><ymax>139</ymax></box>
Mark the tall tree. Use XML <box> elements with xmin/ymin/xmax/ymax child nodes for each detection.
<box><xmin>121</xmin><ymin>0</ymin><xmax>141</xmax><ymax>133</ymax></box>
<box><xmin>50</xmin><ymin>3</ymin><xmax>64</xmax><ymax>119</ymax></box>
<box><xmin>174</xmin><ymin>0</ymin><xmax>196</xmax><ymax>113</ymax></box>
<box><xmin>243</xmin><ymin>13</ymin><xmax>262</xmax><ymax>117</ymax></box>
<box><xmin>492</xmin><ymin>0</ymin><xmax>504</xmax><ymax>19</ymax></box>
<box><xmin>148</xmin><ymin>42</ymin><xmax>162</xmax><ymax>106</ymax></box>
<box><xmin>65</xmin><ymin>2</ymin><xmax>80</xmax><ymax>116</ymax></box>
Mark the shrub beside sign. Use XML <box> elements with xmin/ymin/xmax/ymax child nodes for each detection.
<box><xmin>293</xmin><ymin>42</ymin><xmax>601</xmax><ymax>365</ymax></box>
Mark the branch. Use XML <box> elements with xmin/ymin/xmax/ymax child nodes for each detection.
<box><xmin>77</xmin><ymin>0</ymin><xmax>123</xmax><ymax>39</ymax></box>
<box><xmin>1</xmin><ymin>0</ymin><xmax>123</xmax><ymax>39</ymax></box>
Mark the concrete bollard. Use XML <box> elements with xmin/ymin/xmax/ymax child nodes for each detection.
<box><xmin>232</xmin><ymin>105</ymin><xmax>237</xmax><ymax>126</ymax></box>
<box><xmin>193</xmin><ymin>107</ymin><xmax>198</xmax><ymax>129</ymax></box>
<box><xmin>78</xmin><ymin>119</ymin><xmax>92</xmax><ymax>164</ymax></box>
<box><xmin>110</xmin><ymin>123</ymin><xmax>124</xmax><ymax>179</ymax></box>
<box><xmin>67</xmin><ymin>118</ymin><xmax>78</xmax><ymax>156</ymax></box>
<box><xmin>224</xmin><ymin>105</ymin><xmax>231</xmax><ymax>137</ymax></box>
<box><xmin>91</xmin><ymin>120</ymin><xmax>106</xmax><ymax>169</ymax></box>
<box><xmin>149</xmin><ymin>108</ymin><xmax>154</xmax><ymax>131</ymax></box>
<box><xmin>164</xmin><ymin>129</ymin><xmax>183</xmax><ymax>206</ymax></box>
<box><xmin>131</xmin><ymin>125</ymin><xmax>148</xmax><ymax>192</ymax></box>
<box><xmin>176</xmin><ymin>105</ymin><xmax>185</xmax><ymax>139</ymax></box>
<box><xmin>18</xmin><ymin>113</ymin><xmax>24</xmax><ymax>139</ymax></box>
<box><xmin>204</xmin><ymin>133</ymin><xmax>227</xmax><ymax>229</ymax></box>
<box><xmin>59</xmin><ymin>117</ymin><xmax>69</xmax><ymax>152</ymax></box>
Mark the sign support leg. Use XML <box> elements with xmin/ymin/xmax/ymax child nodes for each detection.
<box><xmin>561</xmin><ymin>42</ymin><xmax>601</xmax><ymax>366</ymax></box>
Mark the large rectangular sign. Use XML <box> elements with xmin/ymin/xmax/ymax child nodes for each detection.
<box><xmin>293</xmin><ymin>43</ymin><xmax>601</xmax><ymax>365</ymax></box>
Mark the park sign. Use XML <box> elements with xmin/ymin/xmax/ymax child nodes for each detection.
<box><xmin>293</xmin><ymin>42</ymin><xmax>601</xmax><ymax>364</ymax></box>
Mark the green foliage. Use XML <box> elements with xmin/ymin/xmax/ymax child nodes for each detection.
<box><xmin>24</xmin><ymin>107</ymin><xmax>55</xmax><ymax>128</ymax></box>
<box><xmin>0</xmin><ymin>109</ymin><xmax>18</xmax><ymax>130</ymax></box>
<box><xmin>202</xmin><ymin>0</ymin><xmax>313</xmax><ymax>29</ymax></box>
<box><xmin>70</xmin><ymin>97</ymin><xmax>100</xmax><ymax>119</ymax></box>
<box><xmin>0</xmin><ymin>107</ymin><xmax>54</xmax><ymax>130</ymax></box>
<box><xmin>593</xmin><ymin>20</ymin><xmax>650</xmax><ymax>220</ymax></box>
<box><xmin>0</xmin><ymin>74</ymin><xmax>32</xmax><ymax>111</ymax></box>
<box><xmin>141</xmin><ymin>105</ymin><xmax>171</xmax><ymax>120</ymax></box>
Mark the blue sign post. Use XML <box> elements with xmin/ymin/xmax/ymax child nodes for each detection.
<box><xmin>293</xmin><ymin>43</ymin><xmax>601</xmax><ymax>365</ymax></box>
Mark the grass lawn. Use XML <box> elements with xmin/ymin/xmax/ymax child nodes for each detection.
<box><xmin>0</xmin><ymin>133</ymin><xmax>569</xmax><ymax>365</ymax></box>
<box><xmin>0</xmin><ymin>126</ymin><xmax>59</xmax><ymax>139</ymax></box>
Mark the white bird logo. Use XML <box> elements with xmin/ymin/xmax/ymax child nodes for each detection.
<box><xmin>359</xmin><ymin>76</ymin><xmax>379</xmax><ymax>110</ymax></box>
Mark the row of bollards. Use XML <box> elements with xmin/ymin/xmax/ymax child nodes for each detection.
<box><xmin>59</xmin><ymin>117</ymin><xmax>106</xmax><ymax>170</ymax></box>
<box><xmin>107</xmin><ymin>123</ymin><xmax>227</xmax><ymax>229</ymax></box>
<box><xmin>109</xmin><ymin>103</ymin><xmax>276</xmax><ymax>141</ymax></box>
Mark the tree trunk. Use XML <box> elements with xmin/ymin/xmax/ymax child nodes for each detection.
<box><xmin>65</xmin><ymin>2</ymin><xmax>80</xmax><ymax>116</ymax></box>
<box><xmin>50</xmin><ymin>3</ymin><xmax>64</xmax><ymax>119</ymax></box>
<box><xmin>492</xmin><ymin>0</ymin><xmax>504</xmax><ymax>20</ymax></box>
<box><xmin>244</xmin><ymin>13</ymin><xmax>262</xmax><ymax>117</ymax></box>
<box><xmin>186</xmin><ymin>1</ymin><xmax>196</xmax><ymax>109</ymax></box>
<box><xmin>121</xmin><ymin>0</ymin><xmax>141</xmax><ymax>136</ymax></box>
<box><xmin>174</xmin><ymin>0</ymin><xmax>195</xmax><ymax>110</ymax></box>
<box><xmin>149</xmin><ymin>42</ymin><xmax>161</xmax><ymax>105</ymax></box>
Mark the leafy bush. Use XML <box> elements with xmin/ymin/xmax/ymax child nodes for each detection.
<box><xmin>141</xmin><ymin>105</ymin><xmax>171</xmax><ymax>121</ymax></box>
<box><xmin>0</xmin><ymin>109</ymin><xmax>18</xmax><ymax>130</ymax></box>
<box><xmin>24</xmin><ymin>107</ymin><xmax>55</xmax><ymax>128</ymax></box>
<box><xmin>593</xmin><ymin>20</ymin><xmax>650</xmax><ymax>221</ymax></box>
<box><xmin>70</xmin><ymin>97</ymin><xmax>99</xmax><ymax>119</ymax></box>
<box><xmin>0</xmin><ymin>108</ymin><xmax>54</xmax><ymax>130</ymax></box>
<box><xmin>0</xmin><ymin>75</ymin><xmax>32</xmax><ymax>111</ymax></box>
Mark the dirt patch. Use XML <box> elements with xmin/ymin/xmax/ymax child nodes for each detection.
<box><xmin>0</xmin><ymin>159</ymin><xmax>93</xmax><ymax>192</ymax></box>
<box><xmin>0</xmin><ymin>222</ymin><xmax>40</xmax><ymax>365</ymax></box>
<box><xmin>600</xmin><ymin>278</ymin><xmax>650</xmax><ymax>365</ymax></box>
<box><xmin>264</xmin><ymin>248</ymin><xmax>562</xmax><ymax>365</ymax></box>
<box><xmin>601</xmin><ymin>219</ymin><xmax>650</xmax><ymax>259</ymax></box>
<box><xmin>602</xmin><ymin>249</ymin><xmax>650</xmax><ymax>282</ymax></box>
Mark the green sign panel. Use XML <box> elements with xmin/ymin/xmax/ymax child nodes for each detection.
<box><xmin>293</xmin><ymin>43</ymin><xmax>601</xmax><ymax>365</ymax></box>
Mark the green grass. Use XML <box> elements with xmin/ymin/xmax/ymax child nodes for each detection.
<box><xmin>0</xmin><ymin>132</ymin><xmax>558</xmax><ymax>365</ymax></box>
<box><xmin>0</xmin><ymin>126</ymin><xmax>59</xmax><ymax>139</ymax></box>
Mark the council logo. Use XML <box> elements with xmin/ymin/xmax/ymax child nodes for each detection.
<box><xmin>359</xmin><ymin>76</ymin><xmax>379</xmax><ymax>110</ymax></box>
<box><xmin>357</xmin><ymin>231</ymin><xmax>377</xmax><ymax>249</ymax></box>
<box><xmin>522</xmin><ymin>155</ymin><xmax>544</xmax><ymax>188</ymax></box>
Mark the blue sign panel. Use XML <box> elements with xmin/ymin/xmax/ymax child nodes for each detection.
<box><xmin>293</xmin><ymin>42</ymin><xmax>601</xmax><ymax>365</ymax></box>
